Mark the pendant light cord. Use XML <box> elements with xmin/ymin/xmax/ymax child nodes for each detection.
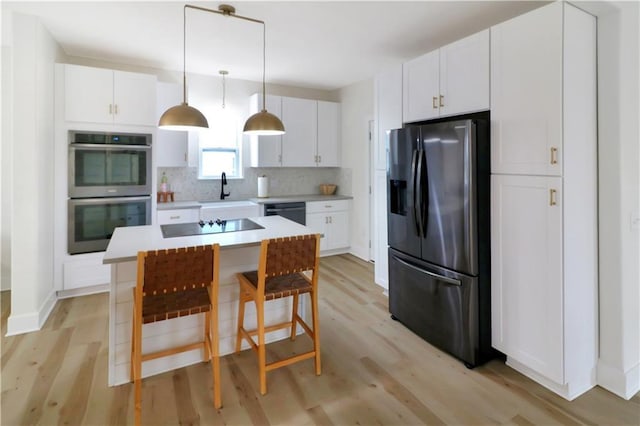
<box><xmin>262</xmin><ymin>22</ymin><xmax>266</xmax><ymax>112</ymax></box>
<box><xmin>182</xmin><ymin>5</ymin><xmax>187</xmax><ymax>104</ymax></box>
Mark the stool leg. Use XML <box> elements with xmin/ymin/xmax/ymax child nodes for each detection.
<box><xmin>235</xmin><ymin>291</ymin><xmax>247</xmax><ymax>353</ymax></box>
<box><xmin>256</xmin><ymin>298</ymin><xmax>267</xmax><ymax>395</ymax></box>
<box><xmin>290</xmin><ymin>293</ymin><xmax>299</xmax><ymax>341</ymax></box>
<box><xmin>204</xmin><ymin>311</ymin><xmax>212</xmax><ymax>361</ymax></box>
<box><xmin>311</xmin><ymin>290</ymin><xmax>321</xmax><ymax>375</ymax></box>
<box><xmin>211</xmin><ymin>307</ymin><xmax>221</xmax><ymax>409</ymax></box>
<box><xmin>133</xmin><ymin>310</ymin><xmax>143</xmax><ymax>425</ymax></box>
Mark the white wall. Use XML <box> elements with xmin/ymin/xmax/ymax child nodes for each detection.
<box><xmin>338</xmin><ymin>79</ymin><xmax>374</xmax><ymax>261</ymax></box>
<box><xmin>5</xmin><ymin>12</ymin><xmax>65</xmax><ymax>335</ymax></box>
<box><xmin>588</xmin><ymin>0</ymin><xmax>640</xmax><ymax>399</ymax></box>
<box><xmin>1</xmin><ymin>12</ymin><xmax>13</xmax><ymax>292</ymax></box>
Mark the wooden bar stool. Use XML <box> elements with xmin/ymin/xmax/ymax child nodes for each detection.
<box><xmin>131</xmin><ymin>244</ymin><xmax>221</xmax><ymax>426</ymax></box>
<box><xmin>235</xmin><ymin>234</ymin><xmax>321</xmax><ymax>395</ymax></box>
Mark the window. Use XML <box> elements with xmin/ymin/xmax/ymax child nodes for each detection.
<box><xmin>198</xmin><ymin>111</ymin><xmax>241</xmax><ymax>179</ymax></box>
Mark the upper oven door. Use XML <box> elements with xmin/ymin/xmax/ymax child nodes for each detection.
<box><xmin>69</xmin><ymin>144</ymin><xmax>152</xmax><ymax>198</ymax></box>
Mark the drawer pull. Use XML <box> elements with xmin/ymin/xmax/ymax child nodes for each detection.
<box><xmin>170</xmin><ymin>215</ymin><xmax>180</xmax><ymax>220</ymax></box>
<box><xmin>432</xmin><ymin>96</ymin><xmax>438</xmax><ymax>109</ymax></box>
<box><xmin>550</xmin><ymin>147</ymin><xmax>558</xmax><ymax>165</ymax></box>
<box><xmin>549</xmin><ymin>189</ymin><xmax>557</xmax><ymax>206</ymax></box>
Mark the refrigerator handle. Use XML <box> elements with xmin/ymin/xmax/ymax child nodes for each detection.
<box><xmin>415</xmin><ymin>149</ymin><xmax>425</xmax><ymax>238</ymax></box>
<box><xmin>420</xmin><ymin>149</ymin><xmax>429</xmax><ymax>238</ymax></box>
<box><xmin>392</xmin><ymin>255</ymin><xmax>462</xmax><ymax>286</ymax></box>
<box><xmin>411</xmin><ymin>149</ymin><xmax>421</xmax><ymax>236</ymax></box>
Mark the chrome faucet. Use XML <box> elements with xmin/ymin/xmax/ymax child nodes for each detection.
<box><xmin>220</xmin><ymin>172</ymin><xmax>230</xmax><ymax>200</ymax></box>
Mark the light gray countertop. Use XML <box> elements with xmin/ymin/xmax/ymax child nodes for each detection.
<box><xmin>248</xmin><ymin>194</ymin><xmax>353</xmax><ymax>204</ymax></box>
<box><xmin>156</xmin><ymin>194</ymin><xmax>352</xmax><ymax>210</ymax></box>
<box><xmin>103</xmin><ymin>216</ymin><xmax>314</xmax><ymax>264</ymax></box>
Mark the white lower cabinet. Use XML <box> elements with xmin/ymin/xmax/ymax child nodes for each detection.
<box><xmin>491</xmin><ymin>175</ymin><xmax>564</xmax><ymax>382</ymax></box>
<box><xmin>157</xmin><ymin>208</ymin><xmax>200</xmax><ymax>225</ymax></box>
<box><xmin>62</xmin><ymin>253</ymin><xmax>111</xmax><ymax>292</ymax></box>
<box><xmin>306</xmin><ymin>200</ymin><xmax>349</xmax><ymax>253</ymax></box>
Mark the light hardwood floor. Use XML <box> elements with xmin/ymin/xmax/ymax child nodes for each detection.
<box><xmin>1</xmin><ymin>254</ymin><xmax>638</xmax><ymax>425</ymax></box>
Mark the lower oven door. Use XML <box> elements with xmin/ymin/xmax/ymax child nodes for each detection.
<box><xmin>68</xmin><ymin>196</ymin><xmax>151</xmax><ymax>254</ymax></box>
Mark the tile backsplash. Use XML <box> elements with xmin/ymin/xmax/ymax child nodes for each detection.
<box><xmin>158</xmin><ymin>167</ymin><xmax>352</xmax><ymax>202</ymax></box>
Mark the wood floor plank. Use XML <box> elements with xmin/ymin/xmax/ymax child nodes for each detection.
<box><xmin>1</xmin><ymin>255</ymin><xmax>638</xmax><ymax>425</ymax></box>
<box><xmin>57</xmin><ymin>341</ymin><xmax>101</xmax><ymax>425</ymax></box>
<box><xmin>361</xmin><ymin>355</ymin><xmax>446</xmax><ymax>425</ymax></box>
<box><xmin>172</xmin><ymin>368</ymin><xmax>200</xmax><ymax>426</ymax></box>
<box><xmin>19</xmin><ymin>327</ymin><xmax>73</xmax><ymax>426</ymax></box>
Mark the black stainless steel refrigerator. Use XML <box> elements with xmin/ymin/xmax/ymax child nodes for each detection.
<box><xmin>387</xmin><ymin>113</ymin><xmax>493</xmax><ymax>367</ymax></box>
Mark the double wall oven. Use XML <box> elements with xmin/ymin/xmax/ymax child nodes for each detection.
<box><xmin>68</xmin><ymin>131</ymin><xmax>152</xmax><ymax>254</ymax></box>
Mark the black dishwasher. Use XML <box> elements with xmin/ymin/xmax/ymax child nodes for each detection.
<box><xmin>264</xmin><ymin>202</ymin><xmax>306</xmax><ymax>225</ymax></box>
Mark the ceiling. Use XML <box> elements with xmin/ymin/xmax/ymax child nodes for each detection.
<box><xmin>2</xmin><ymin>1</ymin><xmax>546</xmax><ymax>91</ymax></box>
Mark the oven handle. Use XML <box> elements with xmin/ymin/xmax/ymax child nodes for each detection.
<box><xmin>70</xmin><ymin>143</ymin><xmax>151</xmax><ymax>150</ymax></box>
<box><xmin>69</xmin><ymin>195</ymin><xmax>152</xmax><ymax>205</ymax></box>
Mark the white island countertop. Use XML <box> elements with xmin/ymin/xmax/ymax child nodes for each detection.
<box><xmin>103</xmin><ymin>215</ymin><xmax>313</xmax><ymax>264</ymax></box>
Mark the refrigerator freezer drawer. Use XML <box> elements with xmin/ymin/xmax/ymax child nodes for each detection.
<box><xmin>388</xmin><ymin>248</ymin><xmax>482</xmax><ymax>366</ymax></box>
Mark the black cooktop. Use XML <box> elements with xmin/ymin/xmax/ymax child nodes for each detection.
<box><xmin>161</xmin><ymin>218</ymin><xmax>264</xmax><ymax>239</ymax></box>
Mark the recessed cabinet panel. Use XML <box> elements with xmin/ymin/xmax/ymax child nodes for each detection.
<box><xmin>65</xmin><ymin>65</ymin><xmax>114</xmax><ymax>124</ymax></box>
<box><xmin>375</xmin><ymin>64</ymin><xmax>402</xmax><ymax>171</ymax></box>
<box><xmin>282</xmin><ymin>97</ymin><xmax>317</xmax><ymax>167</ymax></box>
<box><xmin>491</xmin><ymin>174</ymin><xmax>563</xmax><ymax>384</ymax></box>
<box><xmin>440</xmin><ymin>30</ymin><xmax>490</xmax><ymax>117</ymax></box>
<box><xmin>403</xmin><ymin>50</ymin><xmax>439</xmax><ymax>123</ymax></box>
<box><xmin>249</xmin><ymin>93</ymin><xmax>283</xmax><ymax>167</ymax></box>
<box><xmin>317</xmin><ymin>101</ymin><xmax>340</xmax><ymax>167</ymax></box>
<box><xmin>490</xmin><ymin>2</ymin><xmax>563</xmax><ymax>176</ymax></box>
<box><xmin>156</xmin><ymin>82</ymin><xmax>187</xmax><ymax>167</ymax></box>
<box><xmin>113</xmin><ymin>71</ymin><xmax>157</xmax><ymax>126</ymax></box>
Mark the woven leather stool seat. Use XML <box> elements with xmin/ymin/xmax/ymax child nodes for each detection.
<box><xmin>142</xmin><ymin>287</ymin><xmax>211</xmax><ymax>324</ymax></box>
<box><xmin>240</xmin><ymin>271</ymin><xmax>313</xmax><ymax>301</ymax></box>
<box><xmin>235</xmin><ymin>234</ymin><xmax>322</xmax><ymax>395</ymax></box>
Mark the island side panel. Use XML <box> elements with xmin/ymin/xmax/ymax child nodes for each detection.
<box><xmin>108</xmin><ymin>245</ymin><xmax>308</xmax><ymax>386</ymax></box>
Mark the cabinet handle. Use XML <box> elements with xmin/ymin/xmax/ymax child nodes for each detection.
<box><xmin>114</xmin><ymin>104</ymin><xmax>118</xmax><ymax>115</ymax></box>
<box><xmin>278</xmin><ymin>154</ymin><xmax>282</xmax><ymax>164</ymax></box>
<box><xmin>170</xmin><ymin>215</ymin><xmax>180</xmax><ymax>220</ymax></box>
<box><xmin>325</xmin><ymin>217</ymin><xmax>328</xmax><ymax>224</ymax></box>
<box><xmin>439</xmin><ymin>95</ymin><xmax>444</xmax><ymax>107</ymax></box>
<box><xmin>550</xmin><ymin>147</ymin><xmax>558</xmax><ymax>165</ymax></box>
<box><xmin>432</xmin><ymin>97</ymin><xmax>438</xmax><ymax>109</ymax></box>
<box><xmin>549</xmin><ymin>189</ymin><xmax>557</xmax><ymax>206</ymax></box>
<box><xmin>109</xmin><ymin>104</ymin><xmax>113</xmax><ymax>114</ymax></box>
<box><xmin>325</xmin><ymin>205</ymin><xmax>333</xmax><ymax>208</ymax></box>
<box><xmin>329</xmin><ymin>216</ymin><xmax>332</xmax><ymax>224</ymax></box>
<box><xmin>318</xmin><ymin>155</ymin><xmax>321</xmax><ymax>163</ymax></box>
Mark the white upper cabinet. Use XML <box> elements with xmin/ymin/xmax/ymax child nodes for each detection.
<box><xmin>316</xmin><ymin>101</ymin><xmax>340</xmax><ymax>167</ymax></box>
<box><xmin>439</xmin><ymin>29</ymin><xmax>490</xmax><ymax>117</ymax></box>
<box><xmin>403</xmin><ymin>29</ymin><xmax>489</xmax><ymax>123</ymax></box>
<box><xmin>249</xmin><ymin>94</ymin><xmax>340</xmax><ymax>168</ymax></box>
<box><xmin>249</xmin><ymin>93</ymin><xmax>283</xmax><ymax>167</ymax></box>
<box><xmin>156</xmin><ymin>82</ymin><xmax>187</xmax><ymax>167</ymax></box>
<box><xmin>281</xmin><ymin>96</ymin><xmax>317</xmax><ymax>167</ymax></box>
<box><xmin>491</xmin><ymin>3</ymin><xmax>562</xmax><ymax>176</ymax></box>
<box><xmin>64</xmin><ymin>64</ymin><xmax>157</xmax><ymax>126</ymax></box>
<box><xmin>403</xmin><ymin>50</ymin><xmax>440</xmax><ymax>122</ymax></box>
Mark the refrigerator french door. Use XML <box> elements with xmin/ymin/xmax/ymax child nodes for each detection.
<box><xmin>387</xmin><ymin>113</ymin><xmax>492</xmax><ymax>367</ymax></box>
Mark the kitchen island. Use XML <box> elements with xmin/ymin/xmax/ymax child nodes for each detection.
<box><xmin>103</xmin><ymin>215</ymin><xmax>314</xmax><ymax>386</ymax></box>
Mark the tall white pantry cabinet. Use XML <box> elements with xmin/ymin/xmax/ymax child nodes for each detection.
<box><xmin>490</xmin><ymin>2</ymin><xmax>597</xmax><ymax>400</ymax></box>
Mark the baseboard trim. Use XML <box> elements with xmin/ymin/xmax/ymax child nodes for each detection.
<box><xmin>6</xmin><ymin>289</ymin><xmax>57</xmax><ymax>336</ymax></box>
<box><xmin>597</xmin><ymin>360</ymin><xmax>640</xmax><ymax>400</ymax></box>
<box><xmin>506</xmin><ymin>357</ymin><xmax>596</xmax><ymax>401</ymax></box>
<box><xmin>57</xmin><ymin>283</ymin><xmax>109</xmax><ymax>299</ymax></box>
